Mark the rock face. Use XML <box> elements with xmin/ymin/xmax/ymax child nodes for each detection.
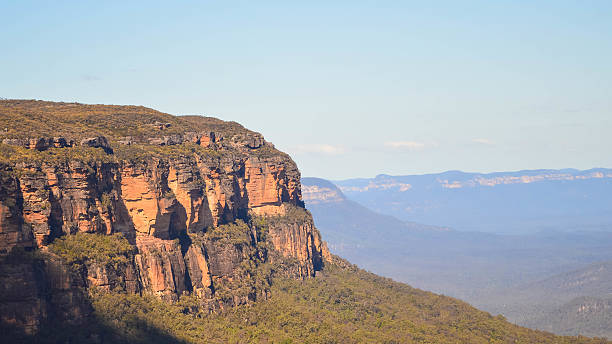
<box><xmin>0</xmin><ymin>170</ymin><xmax>31</xmax><ymax>253</ymax></box>
<box><xmin>0</xmin><ymin>100</ymin><xmax>331</xmax><ymax>334</ymax></box>
<box><xmin>0</xmin><ymin>253</ymin><xmax>91</xmax><ymax>336</ymax></box>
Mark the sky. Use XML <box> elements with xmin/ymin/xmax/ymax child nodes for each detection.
<box><xmin>1</xmin><ymin>1</ymin><xmax>611</xmax><ymax>179</ymax></box>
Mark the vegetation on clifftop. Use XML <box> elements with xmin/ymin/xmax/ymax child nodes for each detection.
<box><xmin>0</xmin><ymin>100</ymin><xmax>282</xmax><ymax>165</ymax></box>
<box><xmin>0</xmin><ymin>100</ymin><xmax>254</xmax><ymax>142</ymax></box>
<box><xmin>0</xmin><ymin>144</ymin><xmax>115</xmax><ymax>165</ymax></box>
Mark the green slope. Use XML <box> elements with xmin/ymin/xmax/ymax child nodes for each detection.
<box><xmin>6</xmin><ymin>255</ymin><xmax>608</xmax><ymax>344</ymax></box>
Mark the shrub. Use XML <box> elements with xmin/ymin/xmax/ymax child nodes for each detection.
<box><xmin>203</xmin><ymin>220</ymin><xmax>252</xmax><ymax>245</ymax></box>
<box><xmin>100</xmin><ymin>192</ymin><xmax>113</xmax><ymax>210</ymax></box>
<box><xmin>49</xmin><ymin>232</ymin><xmax>135</xmax><ymax>269</ymax></box>
<box><xmin>264</xmin><ymin>204</ymin><xmax>312</xmax><ymax>228</ymax></box>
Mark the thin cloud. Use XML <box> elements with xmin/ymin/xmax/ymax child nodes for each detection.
<box><xmin>293</xmin><ymin>144</ymin><xmax>345</xmax><ymax>155</ymax></box>
<box><xmin>81</xmin><ymin>74</ymin><xmax>101</xmax><ymax>82</ymax></box>
<box><xmin>472</xmin><ymin>138</ymin><xmax>495</xmax><ymax>145</ymax></box>
<box><xmin>384</xmin><ymin>141</ymin><xmax>428</xmax><ymax>151</ymax></box>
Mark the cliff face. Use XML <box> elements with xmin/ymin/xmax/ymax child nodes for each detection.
<box><xmin>0</xmin><ymin>100</ymin><xmax>330</xmax><ymax>334</ymax></box>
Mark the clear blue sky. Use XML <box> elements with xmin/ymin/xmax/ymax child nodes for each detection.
<box><xmin>2</xmin><ymin>1</ymin><xmax>611</xmax><ymax>179</ymax></box>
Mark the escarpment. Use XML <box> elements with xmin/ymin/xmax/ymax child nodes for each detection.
<box><xmin>0</xmin><ymin>100</ymin><xmax>330</xmax><ymax>334</ymax></box>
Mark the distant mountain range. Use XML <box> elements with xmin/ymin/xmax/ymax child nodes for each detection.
<box><xmin>334</xmin><ymin>168</ymin><xmax>612</xmax><ymax>234</ymax></box>
<box><xmin>302</xmin><ymin>177</ymin><xmax>447</xmax><ymax>254</ymax></box>
<box><xmin>303</xmin><ymin>175</ymin><xmax>612</xmax><ymax>338</ymax></box>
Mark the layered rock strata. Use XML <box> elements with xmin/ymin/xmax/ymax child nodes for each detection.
<box><xmin>0</xmin><ymin>100</ymin><xmax>330</xmax><ymax>334</ymax></box>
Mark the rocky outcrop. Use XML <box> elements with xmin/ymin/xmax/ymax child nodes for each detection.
<box><xmin>266</xmin><ymin>206</ymin><xmax>331</xmax><ymax>277</ymax></box>
<box><xmin>0</xmin><ymin>169</ymin><xmax>31</xmax><ymax>254</ymax></box>
<box><xmin>183</xmin><ymin>242</ymin><xmax>212</xmax><ymax>299</ymax></box>
<box><xmin>134</xmin><ymin>236</ymin><xmax>189</xmax><ymax>300</ymax></box>
<box><xmin>0</xmin><ymin>101</ymin><xmax>331</xmax><ymax>334</ymax></box>
<box><xmin>1</xmin><ymin>153</ymin><xmax>309</xmax><ymax>249</ymax></box>
<box><xmin>1</xmin><ymin>137</ymin><xmax>76</xmax><ymax>151</ymax></box>
<box><xmin>245</xmin><ymin>156</ymin><xmax>302</xmax><ymax>216</ymax></box>
<box><xmin>80</xmin><ymin>136</ymin><xmax>113</xmax><ymax>154</ymax></box>
<box><xmin>147</xmin><ymin>135</ymin><xmax>183</xmax><ymax>146</ymax></box>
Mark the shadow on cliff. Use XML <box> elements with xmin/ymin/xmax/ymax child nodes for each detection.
<box><xmin>1</xmin><ymin>315</ymin><xmax>188</xmax><ymax>344</ymax></box>
<box><xmin>0</xmin><ymin>249</ymin><xmax>187</xmax><ymax>344</ymax></box>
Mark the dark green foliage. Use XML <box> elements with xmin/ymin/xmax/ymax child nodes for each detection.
<box><xmin>203</xmin><ymin>219</ymin><xmax>253</xmax><ymax>245</ymax></box>
<box><xmin>79</xmin><ymin>262</ymin><xmax>609</xmax><ymax>344</ymax></box>
<box><xmin>250</xmin><ymin>216</ymin><xmax>272</xmax><ymax>252</ymax></box>
<box><xmin>88</xmin><ymin>292</ymin><xmax>189</xmax><ymax>344</ymax></box>
<box><xmin>48</xmin><ymin>232</ymin><xmax>134</xmax><ymax>269</ymax></box>
<box><xmin>3</xmin><ymin>236</ymin><xmax>609</xmax><ymax>343</ymax></box>
<box><xmin>100</xmin><ymin>192</ymin><xmax>113</xmax><ymax>211</ymax></box>
<box><xmin>264</xmin><ymin>204</ymin><xmax>313</xmax><ymax>228</ymax></box>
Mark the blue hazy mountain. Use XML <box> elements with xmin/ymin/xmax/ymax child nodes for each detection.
<box><xmin>301</xmin><ymin>177</ymin><xmax>448</xmax><ymax>254</ymax></box>
<box><xmin>302</xmin><ymin>175</ymin><xmax>612</xmax><ymax>338</ymax></box>
<box><xmin>333</xmin><ymin>168</ymin><xmax>612</xmax><ymax>234</ymax></box>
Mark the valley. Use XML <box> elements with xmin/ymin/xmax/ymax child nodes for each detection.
<box><xmin>303</xmin><ymin>176</ymin><xmax>612</xmax><ymax>338</ymax></box>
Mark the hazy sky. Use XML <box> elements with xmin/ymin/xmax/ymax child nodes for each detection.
<box><xmin>2</xmin><ymin>1</ymin><xmax>611</xmax><ymax>179</ymax></box>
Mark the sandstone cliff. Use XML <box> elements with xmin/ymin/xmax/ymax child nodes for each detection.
<box><xmin>0</xmin><ymin>100</ymin><xmax>330</xmax><ymax>334</ymax></box>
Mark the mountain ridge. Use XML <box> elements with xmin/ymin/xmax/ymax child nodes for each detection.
<box><xmin>303</xmin><ymin>175</ymin><xmax>612</xmax><ymax>339</ymax></box>
<box><xmin>333</xmin><ymin>168</ymin><xmax>612</xmax><ymax>234</ymax></box>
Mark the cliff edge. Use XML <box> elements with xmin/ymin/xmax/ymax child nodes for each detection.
<box><xmin>0</xmin><ymin>100</ymin><xmax>330</xmax><ymax>334</ymax></box>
